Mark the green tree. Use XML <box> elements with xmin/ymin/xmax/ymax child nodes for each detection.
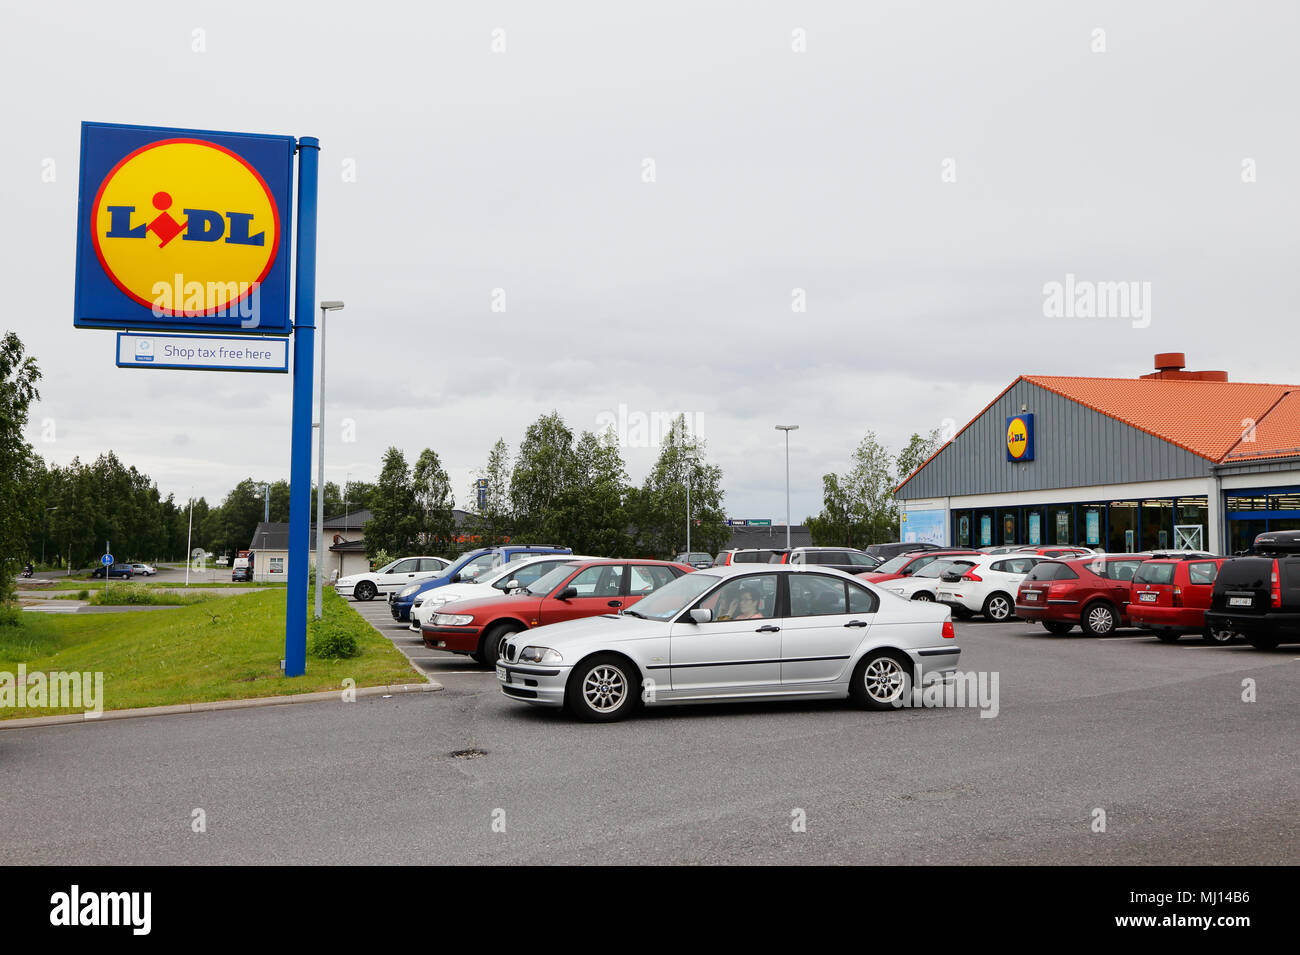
<box><xmin>895</xmin><ymin>428</ymin><xmax>942</xmax><ymax>489</ymax></box>
<box><xmin>552</xmin><ymin>429</ymin><xmax>632</xmax><ymax>556</ymax></box>
<box><xmin>631</xmin><ymin>415</ymin><xmax>727</xmax><ymax>558</ymax></box>
<box><xmin>412</xmin><ymin>448</ymin><xmax>456</xmax><ymax>554</ymax></box>
<box><xmin>510</xmin><ymin>412</ymin><xmax>576</xmax><ymax>543</ymax></box>
<box><xmin>807</xmin><ymin>430</ymin><xmax>940</xmax><ymax>547</ymax></box>
<box><xmin>363</xmin><ymin>447</ymin><xmax>420</xmax><ymax>557</ymax></box>
<box><xmin>0</xmin><ymin>331</ymin><xmax>42</xmax><ymax>604</ymax></box>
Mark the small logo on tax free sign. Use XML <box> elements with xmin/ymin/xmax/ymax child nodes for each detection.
<box><xmin>49</xmin><ymin>885</ymin><xmax>151</xmax><ymax>935</ymax></box>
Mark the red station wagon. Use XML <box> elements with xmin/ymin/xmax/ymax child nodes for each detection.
<box><xmin>1129</xmin><ymin>557</ymin><xmax>1238</xmax><ymax>644</ymax></box>
<box><xmin>1016</xmin><ymin>554</ymin><xmax>1150</xmax><ymax>636</ymax></box>
<box><xmin>421</xmin><ymin>559</ymin><xmax>693</xmax><ymax>665</ymax></box>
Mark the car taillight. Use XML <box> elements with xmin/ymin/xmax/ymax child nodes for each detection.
<box><xmin>1047</xmin><ymin>582</ymin><xmax>1070</xmax><ymax>597</ymax></box>
<box><xmin>1271</xmin><ymin>559</ymin><xmax>1282</xmax><ymax>608</ymax></box>
<box><xmin>1171</xmin><ymin>586</ymin><xmax>1182</xmax><ymax>607</ymax></box>
<box><xmin>961</xmin><ymin>571</ymin><xmax>982</xmax><ymax>582</ymax></box>
<box><xmin>941</xmin><ymin>621</ymin><xmax>956</xmax><ymax>639</ymax></box>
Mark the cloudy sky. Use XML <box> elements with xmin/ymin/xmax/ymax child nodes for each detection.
<box><xmin>5</xmin><ymin>1</ymin><xmax>1297</xmax><ymax>522</ymax></box>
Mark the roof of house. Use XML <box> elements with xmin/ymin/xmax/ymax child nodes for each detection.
<box><xmin>896</xmin><ymin>362</ymin><xmax>1300</xmax><ymax>493</ymax></box>
<box><xmin>321</xmin><ymin>508</ymin><xmax>370</xmax><ymax>530</ymax></box>
<box><xmin>249</xmin><ymin>522</ymin><xmax>290</xmax><ymax>551</ymax></box>
<box><xmin>722</xmin><ymin>524</ymin><xmax>812</xmax><ymax>552</ymax></box>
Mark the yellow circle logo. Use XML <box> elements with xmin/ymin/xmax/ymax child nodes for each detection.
<box><xmin>1007</xmin><ymin>417</ymin><xmax>1030</xmax><ymax>459</ymax></box>
<box><xmin>92</xmin><ymin>139</ymin><xmax>280</xmax><ymax>316</ymax></box>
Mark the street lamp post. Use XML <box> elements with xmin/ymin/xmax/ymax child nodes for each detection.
<box><xmin>315</xmin><ymin>300</ymin><xmax>345</xmax><ymax>619</ymax></box>
<box><xmin>775</xmin><ymin>425</ymin><xmax>799</xmax><ymax>549</ymax></box>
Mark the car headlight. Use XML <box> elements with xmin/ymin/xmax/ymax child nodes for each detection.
<box><xmin>433</xmin><ymin>613</ymin><xmax>474</xmax><ymax>626</ymax></box>
<box><xmin>424</xmin><ymin>596</ymin><xmax>448</xmax><ymax>611</ymax></box>
<box><xmin>398</xmin><ymin>584</ymin><xmax>421</xmax><ymax>598</ymax></box>
<box><xmin>517</xmin><ymin>646</ymin><xmax>563</xmax><ymax>665</ymax></box>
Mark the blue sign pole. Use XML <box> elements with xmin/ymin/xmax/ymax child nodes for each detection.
<box><xmin>284</xmin><ymin>136</ymin><xmax>320</xmax><ymax>678</ymax></box>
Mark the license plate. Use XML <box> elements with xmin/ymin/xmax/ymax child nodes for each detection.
<box><xmin>1023</xmin><ymin>592</ymin><xmax>1039</xmax><ymax>601</ymax></box>
<box><xmin>1228</xmin><ymin>596</ymin><xmax>1253</xmax><ymax>608</ymax></box>
<box><xmin>496</xmin><ymin>665</ymin><xmax>507</xmax><ymax>682</ymax></box>
<box><xmin>1139</xmin><ymin>592</ymin><xmax>1158</xmax><ymax>603</ymax></box>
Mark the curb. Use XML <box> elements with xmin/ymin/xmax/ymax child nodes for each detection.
<box><xmin>0</xmin><ymin>681</ymin><xmax>442</xmax><ymax>731</ymax></box>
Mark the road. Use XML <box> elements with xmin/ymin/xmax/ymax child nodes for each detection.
<box><xmin>2</xmin><ymin>611</ymin><xmax>1296</xmax><ymax>864</ymax></box>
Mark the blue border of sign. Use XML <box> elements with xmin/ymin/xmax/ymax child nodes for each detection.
<box><xmin>115</xmin><ymin>332</ymin><xmax>289</xmax><ymax>373</ymax></box>
<box><xmin>75</xmin><ymin>121</ymin><xmax>295</xmax><ymax>335</ymax></box>
<box><xmin>1006</xmin><ymin>413</ymin><xmax>1035</xmax><ymax>462</ymax></box>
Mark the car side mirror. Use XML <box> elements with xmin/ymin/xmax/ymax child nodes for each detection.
<box><xmin>505</xmin><ymin>579</ymin><xmax>520</xmax><ymax>591</ymax></box>
<box><xmin>689</xmin><ymin>608</ymin><xmax>712</xmax><ymax>624</ymax></box>
<box><xmin>556</xmin><ymin>586</ymin><xmax>578</xmax><ymax>601</ymax></box>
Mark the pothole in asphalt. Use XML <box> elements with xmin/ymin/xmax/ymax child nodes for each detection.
<box><xmin>450</xmin><ymin>748</ymin><xmax>487</xmax><ymax>760</ymax></box>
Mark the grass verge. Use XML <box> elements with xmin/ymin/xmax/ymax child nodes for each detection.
<box><xmin>0</xmin><ymin>587</ymin><xmax>420</xmax><ymax>719</ymax></box>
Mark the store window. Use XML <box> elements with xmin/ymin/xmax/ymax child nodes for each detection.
<box><xmin>1024</xmin><ymin>507</ymin><xmax>1046</xmax><ymax>547</ymax></box>
<box><xmin>975</xmin><ymin>510</ymin><xmax>995</xmax><ymax>547</ymax></box>
<box><xmin>1141</xmin><ymin>500</ymin><xmax>1173</xmax><ymax>552</ymax></box>
<box><xmin>1174</xmin><ymin>498</ymin><xmax>1207</xmax><ymax>551</ymax></box>
<box><xmin>955</xmin><ymin>512</ymin><xmax>972</xmax><ymax>548</ymax></box>
<box><xmin>1080</xmin><ymin>506</ymin><xmax>1104</xmax><ymax>547</ymax></box>
<box><xmin>1049</xmin><ymin>505</ymin><xmax>1073</xmax><ymax>545</ymax></box>
<box><xmin>999</xmin><ymin>509</ymin><xmax>1018</xmax><ymax>546</ymax></box>
<box><xmin>1108</xmin><ymin>502</ymin><xmax>1139</xmax><ymax>553</ymax></box>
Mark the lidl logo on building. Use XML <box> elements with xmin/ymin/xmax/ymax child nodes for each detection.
<box><xmin>75</xmin><ymin>123</ymin><xmax>295</xmax><ymax>334</ymax></box>
<box><xmin>1006</xmin><ymin>413</ymin><xmax>1035</xmax><ymax>462</ymax></box>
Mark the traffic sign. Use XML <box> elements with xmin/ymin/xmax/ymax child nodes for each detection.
<box><xmin>116</xmin><ymin>332</ymin><xmax>288</xmax><ymax>372</ymax></box>
<box><xmin>101</xmin><ymin>553</ymin><xmax>113</xmax><ymax>566</ymax></box>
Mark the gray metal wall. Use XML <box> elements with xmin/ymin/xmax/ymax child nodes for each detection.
<box><xmin>897</xmin><ymin>380</ymin><xmax>1211</xmax><ymax>499</ymax></box>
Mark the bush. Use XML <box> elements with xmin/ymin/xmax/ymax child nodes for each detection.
<box><xmin>77</xmin><ymin>589</ymin><xmax>90</xmax><ymax>600</ymax></box>
<box><xmin>309</xmin><ymin>618</ymin><xmax>360</xmax><ymax>660</ymax></box>
<box><xmin>0</xmin><ymin>603</ymin><xmax>22</xmax><ymax>628</ymax></box>
<box><xmin>93</xmin><ymin>584</ymin><xmax>214</xmax><ymax>606</ymax></box>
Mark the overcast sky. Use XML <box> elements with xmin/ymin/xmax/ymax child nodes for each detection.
<box><xmin>5</xmin><ymin>1</ymin><xmax>1297</xmax><ymax>523</ymax></box>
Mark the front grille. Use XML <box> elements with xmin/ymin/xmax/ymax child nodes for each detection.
<box><xmin>505</xmin><ymin>644</ymin><xmax>517</xmax><ymax>662</ymax></box>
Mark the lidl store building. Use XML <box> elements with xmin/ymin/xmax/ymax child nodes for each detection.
<box><xmin>894</xmin><ymin>354</ymin><xmax>1300</xmax><ymax>556</ymax></box>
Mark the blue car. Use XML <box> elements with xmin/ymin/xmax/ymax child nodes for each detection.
<box><xmin>387</xmin><ymin>545</ymin><xmax>571</xmax><ymax>622</ymax></box>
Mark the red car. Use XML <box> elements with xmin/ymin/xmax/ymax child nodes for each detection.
<box><xmin>1015</xmin><ymin>553</ymin><xmax>1151</xmax><ymax>636</ymax></box>
<box><xmin>1014</xmin><ymin>546</ymin><xmax>1094</xmax><ymax>559</ymax></box>
<box><xmin>1129</xmin><ymin>557</ymin><xmax>1237</xmax><ymax>644</ymax></box>
<box><xmin>858</xmin><ymin>549</ymin><xmax>980</xmax><ymax>585</ymax></box>
<box><xmin>421</xmin><ymin>559</ymin><xmax>693</xmax><ymax>665</ymax></box>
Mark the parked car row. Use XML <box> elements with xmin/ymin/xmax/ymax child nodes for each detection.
<box><xmin>712</xmin><ymin>546</ymin><xmax>883</xmax><ymax>573</ymax></box>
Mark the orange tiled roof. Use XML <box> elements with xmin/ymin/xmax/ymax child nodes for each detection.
<box><xmin>1023</xmin><ymin>375</ymin><xmax>1298</xmax><ymax>462</ymax></box>
<box><xmin>1220</xmin><ymin>389</ymin><xmax>1300</xmax><ymax>462</ymax></box>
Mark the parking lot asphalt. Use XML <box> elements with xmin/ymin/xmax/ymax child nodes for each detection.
<box><xmin>1</xmin><ymin>613</ymin><xmax>1296</xmax><ymax>865</ymax></box>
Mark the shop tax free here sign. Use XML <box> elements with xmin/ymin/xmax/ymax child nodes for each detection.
<box><xmin>74</xmin><ymin>122</ymin><xmax>295</xmax><ymax>335</ymax></box>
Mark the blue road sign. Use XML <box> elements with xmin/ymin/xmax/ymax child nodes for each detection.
<box><xmin>101</xmin><ymin>553</ymin><xmax>113</xmax><ymax>566</ymax></box>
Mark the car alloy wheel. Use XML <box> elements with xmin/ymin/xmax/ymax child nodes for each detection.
<box><xmin>568</xmin><ymin>654</ymin><xmax>639</xmax><ymax>722</ymax></box>
<box><xmin>1202</xmin><ymin>627</ymin><xmax>1236</xmax><ymax>645</ymax></box>
<box><xmin>851</xmin><ymin>652</ymin><xmax>913</xmax><ymax>710</ymax></box>
<box><xmin>1083</xmin><ymin>603</ymin><xmax>1116</xmax><ymax>636</ymax></box>
<box><xmin>913</xmin><ymin>592</ymin><xmax>934</xmax><ymax>602</ymax></box>
<box><xmin>354</xmin><ymin>580</ymin><xmax>377</xmax><ymax>601</ymax></box>
<box><xmin>984</xmin><ymin>593</ymin><xmax>1013</xmax><ymax>622</ymax></box>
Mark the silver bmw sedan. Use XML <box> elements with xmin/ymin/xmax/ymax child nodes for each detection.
<box><xmin>496</xmin><ymin>564</ymin><xmax>961</xmax><ymax>722</ymax></box>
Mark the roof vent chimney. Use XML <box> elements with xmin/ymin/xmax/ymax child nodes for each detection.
<box><xmin>1140</xmin><ymin>352</ymin><xmax>1228</xmax><ymax>382</ymax></box>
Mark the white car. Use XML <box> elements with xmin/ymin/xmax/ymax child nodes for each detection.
<box><xmin>335</xmin><ymin>556</ymin><xmax>451</xmax><ymax>601</ymax></box>
<box><xmin>881</xmin><ymin>558</ymin><xmax>977</xmax><ymax>603</ymax></box>
<box><xmin>406</xmin><ymin>554</ymin><xmax>592</xmax><ymax>632</ymax></box>
<box><xmin>935</xmin><ymin>553</ymin><xmax>1050</xmax><ymax>621</ymax></box>
<box><xmin>496</xmin><ymin>564</ymin><xmax>960</xmax><ymax>722</ymax></box>
<box><xmin>129</xmin><ymin>562</ymin><xmax>156</xmax><ymax>576</ymax></box>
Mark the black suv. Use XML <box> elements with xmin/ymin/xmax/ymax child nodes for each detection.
<box><xmin>1205</xmin><ymin>530</ymin><xmax>1300</xmax><ymax>649</ymax></box>
<box><xmin>785</xmin><ymin>547</ymin><xmax>881</xmax><ymax>574</ymax></box>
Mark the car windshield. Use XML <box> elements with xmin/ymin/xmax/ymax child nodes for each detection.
<box><xmin>376</xmin><ymin>559</ymin><xmax>402</xmax><ymax>574</ymax></box>
<box><xmin>873</xmin><ymin>555</ymin><xmax>913</xmax><ymax>574</ymax></box>
<box><xmin>626</xmin><ymin>572</ymin><xmax>720</xmax><ymax>621</ymax></box>
<box><xmin>525</xmin><ymin>562</ymin><xmax>581</xmax><ymax>595</ymax></box>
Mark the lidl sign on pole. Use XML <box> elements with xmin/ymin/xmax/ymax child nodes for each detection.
<box><xmin>75</xmin><ymin>120</ymin><xmax>322</xmax><ymax>679</ymax></box>
<box><xmin>74</xmin><ymin>122</ymin><xmax>294</xmax><ymax>334</ymax></box>
<box><xmin>116</xmin><ymin>332</ymin><xmax>288</xmax><ymax>372</ymax></box>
